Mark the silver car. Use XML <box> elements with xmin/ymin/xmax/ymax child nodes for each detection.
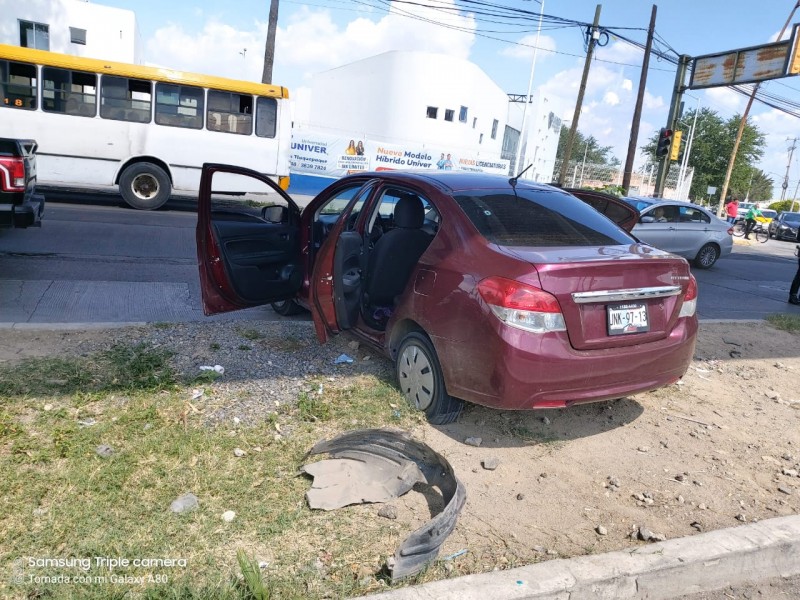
<box><xmin>625</xmin><ymin>198</ymin><xmax>733</xmax><ymax>269</ymax></box>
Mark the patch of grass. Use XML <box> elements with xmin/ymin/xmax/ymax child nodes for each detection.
<box><xmin>237</xmin><ymin>328</ymin><xmax>265</xmax><ymax>341</ymax></box>
<box><xmin>0</xmin><ymin>343</ymin><xmax>176</xmax><ymax>397</ymax></box>
<box><xmin>0</xmin><ymin>348</ymin><xmax>426</xmax><ymax>599</ymax></box>
<box><xmin>238</xmin><ymin>345</ymin><xmax>252</xmax><ymax>351</ymax></box>
<box><xmin>766</xmin><ymin>313</ymin><xmax>800</xmax><ymax>333</ymax></box>
<box><xmin>210</xmin><ymin>342</ymin><xmax>221</xmax><ymax>351</ymax></box>
<box><xmin>263</xmin><ymin>335</ymin><xmax>308</xmax><ymax>352</ymax></box>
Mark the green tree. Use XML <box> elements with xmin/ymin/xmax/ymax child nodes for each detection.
<box><xmin>744</xmin><ymin>168</ymin><xmax>774</xmax><ymax>202</ymax></box>
<box><xmin>557</xmin><ymin>125</ymin><xmax>620</xmax><ymax>166</ymax></box>
<box><xmin>640</xmin><ymin>108</ymin><xmax>766</xmax><ymax>203</ymax></box>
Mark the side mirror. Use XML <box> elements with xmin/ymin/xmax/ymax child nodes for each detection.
<box><xmin>262</xmin><ymin>205</ymin><xmax>287</xmax><ymax>224</ymax></box>
<box><xmin>640</xmin><ymin>216</ymin><xmax>655</xmax><ymax>223</ymax></box>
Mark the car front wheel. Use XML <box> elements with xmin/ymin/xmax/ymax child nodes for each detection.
<box><xmin>396</xmin><ymin>332</ymin><xmax>463</xmax><ymax>425</ymax></box>
<box><xmin>694</xmin><ymin>243</ymin><xmax>720</xmax><ymax>269</ymax></box>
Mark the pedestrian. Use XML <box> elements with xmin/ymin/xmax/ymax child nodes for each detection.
<box><xmin>789</xmin><ymin>228</ymin><xmax>800</xmax><ymax>306</ymax></box>
<box><xmin>743</xmin><ymin>204</ymin><xmax>763</xmax><ymax>240</ymax></box>
<box><xmin>725</xmin><ymin>197</ymin><xmax>739</xmax><ymax>224</ymax></box>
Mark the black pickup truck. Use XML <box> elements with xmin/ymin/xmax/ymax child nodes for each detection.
<box><xmin>0</xmin><ymin>138</ymin><xmax>45</xmax><ymax>228</ymax></box>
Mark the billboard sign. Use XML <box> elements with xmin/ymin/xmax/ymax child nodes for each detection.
<box><xmin>689</xmin><ymin>25</ymin><xmax>800</xmax><ymax>89</ymax></box>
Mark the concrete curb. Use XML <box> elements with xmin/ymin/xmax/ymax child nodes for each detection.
<box><xmin>0</xmin><ymin>322</ymin><xmax>148</xmax><ymax>330</ymax></box>
<box><xmin>358</xmin><ymin>515</ymin><xmax>800</xmax><ymax>600</ymax></box>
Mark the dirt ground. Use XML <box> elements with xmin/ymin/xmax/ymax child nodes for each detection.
<box><xmin>2</xmin><ymin>320</ymin><xmax>800</xmax><ymax>580</ymax></box>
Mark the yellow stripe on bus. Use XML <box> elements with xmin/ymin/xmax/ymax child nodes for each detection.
<box><xmin>0</xmin><ymin>44</ymin><xmax>289</xmax><ymax>99</ymax></box>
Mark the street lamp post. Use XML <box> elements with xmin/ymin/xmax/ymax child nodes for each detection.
<box><xmin>514</xmin><ymin>0</ymin><xmax>545</xmax><ymax>177</ymax></box>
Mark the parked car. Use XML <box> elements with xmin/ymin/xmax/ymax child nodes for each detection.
<box><xmin>0</xmin><ymin>138</ymin><xmax>45</xmax><ymax>228</ymax></box>
<box><xmin>769</xmin><ymin>211</ymin><xmax>800</xmax><ymax>241</ymax></box>
<box><xmin>197</xmin><ymin>166</ymin><xmax>699</xmax><ymax>424</ymax></box>
<box><xmin>576</xmin><ymin>193</ymin><xmax>733</xmax><ymax>269</ymax></box>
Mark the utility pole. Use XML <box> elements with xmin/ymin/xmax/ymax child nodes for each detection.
<box><xmin>261</xmin><ymin>0</ymin><xmax>279</xmax><ymax>84</ymax></box>
<box><xmin>558</xmin><ymin>4</ymin><xmax>602</xmax><ymax>186</ymax></box>
<box><xmin>653</xmin><ymin>54</ymin><xmax>689</xmax><ymax>198</ymax></box>
<box><xmin>514</xmin><ymin>0</ymin><xmax>545</xmax><ymax>176</ymax></box>
<box><xmin>780</xmin><ymin>137</ymin><xmax>797</xmax><ymax>202</ymax></box>
<box><xmin>621</xmin><ymin>4</ymin><xmax>656</xmax><ymax>195</ymax></box>
<box><xmin>715</xmin><ymin>0</ymin><xmax>800</xmax><ymax>216</ymax></box>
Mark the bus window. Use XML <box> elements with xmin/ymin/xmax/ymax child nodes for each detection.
<box><xmin>256</xmin><ymin>97</ymin><xmax>277</xmax><ymax>138</ymax></box>
<box><xmin>0</xmin><ymin>60</ymin><xmax>37</xmax><ymax>110</ymax></box>
<box><xmin>100</xmin><ymin>76</ymin><xmax>151</xmax><ymax>123</ymax></box>
<box><xmin>42</xmin><ymin>67</ymin><xmax>96</xmax><ymax>117</ymax></box>
<box><xmin>207</xmin><ymin>90</ymin><xmax>252</xmax><ymax>135</ymax></box>
<box><xmin>155</xmin><ymin>83</ymin><xmax>203</xmax><ymax>129</ymax></box>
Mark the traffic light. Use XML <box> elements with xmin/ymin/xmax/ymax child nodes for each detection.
<box><xmin>669</xmin><ymin>130</ymin><xmax>683</xmax><ymax>161</ymax></box>
<box><xmin>656</xmin><ymin>127</ymin><xmax>673</xmax><ymax>159</ymax></box>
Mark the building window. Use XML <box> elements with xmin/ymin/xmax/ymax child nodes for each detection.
<box><xmin>20</xmin><ymin>21</ymin><xmax>49</xmax><ymax>51</ymax></box>
<box><xmin>426</xmin><ymin>106</ymin><xmax>438</xmax><ymax>119</ymax></box>
<box><xmin>70</xmin><ymin>27</ymin><xmax>87</xmax><ymax>45</ymax></box>
<box><xmin>491</xmin><ymin>119</ymin><xmax>499</xmax><ymax>139</ymax></box>
<box><xmin>459</xmin><ymin>106</ymin><xmax>468</xmax><ymax>123</ymax></box>
<box><xmin>444</xmin><ymin>109</ymin><xmax>454</xmax><ymax>122</ymax></box>
<box><xmin>472</xmin><ymin>117</ymin><xmax>477</xmax><ymax>129</ymax></box>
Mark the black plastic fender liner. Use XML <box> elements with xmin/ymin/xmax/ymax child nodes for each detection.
<box><xmin>303</xmin><ymin>428</ymin><xmax>467</xmax><ymax>580</ymax></box>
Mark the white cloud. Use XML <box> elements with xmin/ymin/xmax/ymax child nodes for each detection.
<box><xmin>643</xmin><ymin>91</ymin><xmax>664</xmax><ymax>110</ymax></box>
<box><xmin>498</xmin><ymin>34</ymin><xmax>557</xmax><ymax>61</ymax></box>
<box><xmin>603</xmin><ymin>91</ymin><xmax>620</xmax><ymax>106</ymax></box>
<box><xmin>622</xmin><ymin>79</ymin><xmax>633</xmax><ymax>92</ymax></box>
<box><xmin>703</xmin><ymin>87</ymin><xmax>744</xmax><ymax>114</ymax></box>
<box><xmin>145</xmin><ymin>2</ymin><xmax>476</xmax><ymax>87</ymax></box>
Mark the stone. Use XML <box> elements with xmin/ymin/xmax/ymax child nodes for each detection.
<box><xmin>736</xmin><ymin>513</ymin><xmax>747</xmax><ymax>522</ymax></box>
<box><xmin>516</xmin><ymin>493</ymin><xmax>525</xmax><ymax>501</ymax></box>
<box><xmin>778</xmin><ymin>486</ymin><xmax>793</xmax><ymax>495</ymax></box>
<box><xmin>690</xmin><ymin>521</ymin><xmax>703</xmax><ymax>531</ymax></box>
<box><xmin>699</xmin><ymin>503</ymin><xmax>707</xmax><ymax>510</ymax></box>
<box><xmin>677</xmin><ymin>495</ymin><xmax>685</xmax><ymax>504</ymax></box>
<box><xmin>378</xmin><ymin>505</ymin><xmax>398</xmax><ymax>520</ymax></box>
<box><xmin>464</xmin><ymin>437</ymin><xmax>483</xmax><ymax>447</ymax></box>
<box><xmin>596</xmin><ymin>525</ymin><xmax>608</xmax><ymax>536</ymax></box>
<box><xmin>675</xmin><ymin>474</ymin><xmax>685</xmax><ymax>482</ymax></box>
<box><xmin>170</xmin><ymin>493</ymin><xmax>199</xmax><ymax>514</ymax></box>
<box><xmin>782</xmin><ymin>468</ymin><xmax>798</xmax><ymax>477</ymax></box>
<box><xmin>221</xmin><ymin>510</ymin><xmax>236</xmax><ymax>522</ymax></box>
<box><xmin>482</xmin><ymin>457</ymin><xmax>500</xmax><ymax>471</ymax></box>
<box><xmin>542</xmin><ymin>416</ymin><xmax>551</xmax><ymax>425</ymax></box>
<box><xmin>95</xmin><ymin>445</ymin><xmax>114</xmax><ymax>458</ymax></box>
<box><xmin>233</xmin><ymin>448</ymin><xmax>246</xmax><ymax>457</ymax></box>
<box><xmin>637</xmin><ymin>446</ymin><xmax>650</xmax><ymax>453</ymax></box>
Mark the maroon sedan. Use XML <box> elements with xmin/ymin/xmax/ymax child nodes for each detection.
<box><xmin>197</xmin><ymin>165</ymin><xmax>698</xmax><ymax>424</ymax></box>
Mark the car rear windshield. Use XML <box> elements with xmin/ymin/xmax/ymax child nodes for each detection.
<box><xmin>454</xmin><ymin>188</ymin><xmax>634</xmax><ymax>247</ymax></box>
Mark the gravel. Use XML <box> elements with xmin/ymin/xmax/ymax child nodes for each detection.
<box><xmin>10</xmin><ymin>320</ymin><xmax>394</xmax><ymax>427</ymax></box>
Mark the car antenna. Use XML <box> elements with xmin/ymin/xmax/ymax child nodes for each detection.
<box><xmin>509</xmin><ymin>163</ymin><xmax>533</xmax><ymax>190</ymax></box>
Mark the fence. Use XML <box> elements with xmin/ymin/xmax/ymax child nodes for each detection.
<box><xmin>552</xmin><ymin>160</ymin><xmax>694</xmax><ymax>200</ymax></box>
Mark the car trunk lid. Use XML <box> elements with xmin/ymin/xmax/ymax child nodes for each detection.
<box><xmin>503</xmin><ymin>244</ymin><xmax>691</xmax><ymax>350</ymax></box>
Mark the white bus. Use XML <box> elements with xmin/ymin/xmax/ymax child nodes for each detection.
<box><xmin>0</xmin><ymin>43</ymin><xmax>291</xmax><ymax>209</ymax></box>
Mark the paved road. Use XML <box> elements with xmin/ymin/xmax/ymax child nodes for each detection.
<box><xmin>1</xmin><ymin>195</ymin><xmax>799</xmax><ymax>324</ymax></box>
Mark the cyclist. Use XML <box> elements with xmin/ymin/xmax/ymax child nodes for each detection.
<box><xmin>743</xmin><ymin>205</ymin><xmax>763</xmax><ymax>240</ymax></box>
<box><xmin>790</xmin><ymin>227</ymin><xmax>800</xmax><ymax>306</ymax></box>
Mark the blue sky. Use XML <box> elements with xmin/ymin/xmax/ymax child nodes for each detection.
<box><xmin>98</xmin><ymin>0</ymin><xmax>800</xmax><ymax>196</ymax></box>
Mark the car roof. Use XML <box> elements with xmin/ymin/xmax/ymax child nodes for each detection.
<box><xmin>348</xmin><ymin>170</ymin><xmax>563</xmax><ymax>194</ymax></box>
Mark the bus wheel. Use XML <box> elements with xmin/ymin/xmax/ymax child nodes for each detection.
<box><xmin>120</xmin><ymin>163</ymin><xmax>171</xmax><ymax>210</ymax></box>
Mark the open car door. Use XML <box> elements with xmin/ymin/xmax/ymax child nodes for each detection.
<box><xmin>197</xmin><ymin>163</ymin><xmax>303</xmax><ymax>315</ymax></box>
<box><xmin>564</xmin><ymin>188</ymin><xmax>639</xmax><ymax>233</ymax></box>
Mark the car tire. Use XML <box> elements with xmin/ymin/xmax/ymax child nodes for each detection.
<box><xmin>271</xmin><ymin>299</ymin><xmax>303</xmax><ymax>316</ymax></box>
<box><xmin>119</xmin><ymin>162</ymin><xmax>171</xmax><ymax>210</ymax></box>
<box><xmin>396</xmin><ymin>331</ymin><xmax>463</xmax><ymax>425</ymax></box>
<box><xmin>694</xmin><ymin>243</ymin><xmax>719</xmax><ymax>269</ymax></box>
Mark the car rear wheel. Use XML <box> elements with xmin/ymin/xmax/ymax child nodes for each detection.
<box><xmin>694</xmin><ymin>243</ymin><xmax>719</xmax><ymax>269</ymax></box>
<box><xmin>396</xmin><ymin>332</ymin><xmax>463</xmax><ymax>425</ymax></box>
<box><xmin>271</xmin><ymin>299</ymin><xmax>303</xmax><ymax>316</ymax></box>
<box><xmin>119</xmin><ymin>162</ymin><xmax>171</xmax><ymax>210</ymax></box>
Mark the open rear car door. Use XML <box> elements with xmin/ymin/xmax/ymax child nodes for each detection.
<box><xmin>196</xmin><ymin>163</ymin><xmax>303</xmax><ymax>315</ymax></box>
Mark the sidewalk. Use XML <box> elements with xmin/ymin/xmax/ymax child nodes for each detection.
<box><xmin>357</xmin><ymin>515</ymin><xmax>800</xmax><ymax>600</ymax></box>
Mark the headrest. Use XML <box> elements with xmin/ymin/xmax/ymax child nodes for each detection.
<box><xmin>394</xmin><ymin>195</ymin><xmax>424</xmax><ymax>229</ymax></box>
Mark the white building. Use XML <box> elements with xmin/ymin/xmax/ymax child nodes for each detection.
<box><xmin>295</xmin><ymin>50</ymin><xmax>559</xmax><ymax>182</ymax></box>
<box><xmin>0</xmin><ymin>0</ymin><xmax>141</xmax><ymax>63</ymax></box>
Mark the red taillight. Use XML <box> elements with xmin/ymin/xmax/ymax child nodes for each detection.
<box><xmin>685</xmin><ymin>274</ymin><xmax>697</xmax><ymax>301</ymax></box>
<box><xmin>0</xmin><ymin>157</ymin><xmax>26</xmax><ymax>192</ymax></box>
<box><xmin>477</xmin><ymin>276</ymin><xmax>561</xmax><ymax>313</ymax></box>
<box><xmin>726</xmin><ymin>226</ymin><xmax>734</xmax><ymax>236</ymax></box>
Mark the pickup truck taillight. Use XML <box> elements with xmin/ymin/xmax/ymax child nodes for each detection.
<box><xmin>0</xmin><ymin>156</ymin><xmax>26</xmax><ymax>192</ymax></box>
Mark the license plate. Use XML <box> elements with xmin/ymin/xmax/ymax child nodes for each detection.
<box><xmin>607</xmin><ymin>303</ymin><xmax>649</xmax><ymax>335</ymax></box>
